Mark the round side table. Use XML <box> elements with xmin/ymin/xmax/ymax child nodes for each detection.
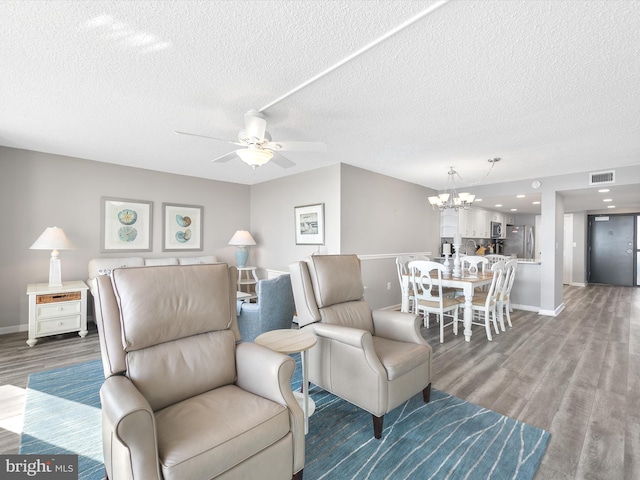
<box><xmin>255</xmin><ymin>329</ymin><xmax>316</xmax><ymax>434</ymax></box>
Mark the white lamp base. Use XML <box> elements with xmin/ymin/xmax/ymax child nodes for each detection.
<box><xmin>49</xmin><ymin>250</ymin><xmax>62</xmax><ymax>287</ymax></box>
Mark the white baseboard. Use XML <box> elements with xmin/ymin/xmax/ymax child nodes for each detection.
<box><xmin>570</xmin><ymin>282</ymin><xmax>587</xmax><ymax>287</ymax></box>
<box><xmin>511</xmin><ymin>303</ymin><xmax>539</xmax><ymax>313</ymax></box>
<box><xmin>538</xmin><ymin>303</ymin><xmax>566</xmax><ymax>317</ymax></box>
<box><xmin>0</xmin><ymin>324</ymin><xmax>28</xmax><ymax>335</ymax></box>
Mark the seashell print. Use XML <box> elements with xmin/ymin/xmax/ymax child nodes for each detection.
<box><xmin>118</xmin><ymin>226</ymin><xmax>138</xmax><ymax>242</ymax></box>
<box><xmin>175</xmin><ymin>228</ymin><xmax>192</xmax><ymax>243</ymax></box>
<box><xmin>176</xmin><ymin>215</ymin><xmax>191</xmax><ymax>227</ymax></box>
<box><xmin>118</xmin><ymin>209</ymin><xmax>138</xmax><ymax>225</ymax></box>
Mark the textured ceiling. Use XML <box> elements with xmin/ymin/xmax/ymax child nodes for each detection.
<box><xmin>1</xmin><ymin>0</ymin><xmax>639</xmax><ymax>214</ymax></box>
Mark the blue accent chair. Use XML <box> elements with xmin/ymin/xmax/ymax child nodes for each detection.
<box><xmin>237</xmin><ymin>274</ymin><xmax>296</xmax><ymax>342</ymax></box>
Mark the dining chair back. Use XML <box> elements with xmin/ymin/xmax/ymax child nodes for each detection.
<box><xmin>396</xmin><ymin>255</ymin><xmax>414</xmax><ymax>312</ymax></box>
<box><xmin>408</xmin><ymin>260</ymin><xmax>461</xmax><ymax>343</ymax></box>
<box><xmin>498</xmin><ymin>258</ymin><xmax>518</xmax><ymax>329</ymax></box>
<box><xmin>461</xmin><ymin>255</ymin><xmax>489</xmax><ymax>275</ymax></box>
<box><xmin>484</xmin><ymin>254</ymin><xmax>509</xmax><ymax>266</ymax></box>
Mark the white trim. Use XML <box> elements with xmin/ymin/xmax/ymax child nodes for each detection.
<box><xmin>570</xmin><ymin>282</ymin><xmax>587</xmax><ymax>287</ymax></box>
<box><xmin>0</xmin><ymin>324</ymin><xmax>28</xmax><ymax>335</ymax></box>
<box><xmin>538</xmin><ymin>303</ymin><xmax>566</xmax><ymax>317</ymax></box>
<box><xmin>511</xmin><ymin>304</ymin><xmax>540</xmax><ymax>313</ymax></box>
<box><xmin>380</xmin><ymin>303</ymin><xmax>403</xmax><ymax>311</ymax></box>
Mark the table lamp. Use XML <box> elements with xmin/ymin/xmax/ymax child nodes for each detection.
<box><xmin>30</xmin><ymin>226</ymin><xmax>75</xmax><ymax>287</ymax></box>
<box><xmin>228</xmin><ymin>230</ymin><xmax>256</xmax><ymax>268</ymax></box>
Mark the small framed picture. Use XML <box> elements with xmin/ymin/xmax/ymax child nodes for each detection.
<box><xmin>101</xmin><ymin>197</ymin><xmax>153</xmax><ymax>252</ymax></box>
<box><xmin>162</xmin><ymin>203</ymin><xmax>203</xmax><ymax>251</ymax></box>
<box><xmin>294</xmin><ymin>203</ymin><xmax>325</xmax><ymax>245</ymax></box>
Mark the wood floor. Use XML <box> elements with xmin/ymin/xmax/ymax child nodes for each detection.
<box><xmin>0</xmin><ymin>284</ymin><xmax>638</xmax><ymax>479</ymax></box>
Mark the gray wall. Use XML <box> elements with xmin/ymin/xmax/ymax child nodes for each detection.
<box><xmin>0</xmin><ymin>146</ymin><xmax>249</xmax><ymax>333</ymax></box>
<box><xmin>249</xmin><ymin>164</ymin><xmax>341</xmax><ymax>272</ymax></box>
<box><xmin>250</xmin><ymin>163</ymin><xmax>439</xmax><ymax>309</ymax></box>
<box><xmin>340</xmin><ymin>165</ymin><xmax>440</xmax><ymax>308</ymax></box>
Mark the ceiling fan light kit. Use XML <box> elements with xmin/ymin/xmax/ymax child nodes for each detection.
<box><xmin>236</xmin><ymin>148</ymin><xmax>273</xmax><ymax>169</ymax></box>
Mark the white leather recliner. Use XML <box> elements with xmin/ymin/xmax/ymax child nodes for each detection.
<box><xmin>94</xmin><ymin>264</ymin><xmax>304</xmax><ymax>480</ymax></box>
<box><xmin>289</xmin><ymin>254</ymin><xmax>432</xmax><ymax>439</ymax></box>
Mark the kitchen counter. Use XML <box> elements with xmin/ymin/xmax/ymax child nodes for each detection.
<box><xmin>510</xmin><ymin>261</ymin><xmax>540</xmax><ymax>312</ymax></box>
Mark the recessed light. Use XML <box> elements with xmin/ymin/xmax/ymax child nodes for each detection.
<box><xmin>532</xmin><ymin>201</ymin><xmax>541</xmax><ymax>205</ymax></box>
<box><xmin>510</xmin><ymin>208</ymin><xmax>518</xmax><ymax>212</ymax></box>
<box><xmin>603</xmin><ymin>198</ymin><xmax>612</xmax><ymax>202</ymax></box>
<box><xmin>475</xmin><ymin>198</ymin><xmax>483</xmax><ymax>202</ymax></box>
<box><xmin>516</xmin><ymin>194</ymin><xmax>525</xmax><ymax>198</ymax></box>
<box><xmin>607</xmin><ymin>205</ymin><xmax>616</xmax><ymax>209</ymax></box>
<box><xmin>598</xmin><ymin>189</ymin><xmax>610</xmax><ymax>193</ymax></box>
<box><xmin>495</xmin><ymin>204</ymin><xmax>502</xmax><ymax>207</ymax></box>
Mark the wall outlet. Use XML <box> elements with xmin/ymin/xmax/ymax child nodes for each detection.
<box><xmin>387</xmin><ymin>282</ymin><xmax>391</xmax><ymax>290</ymax></box>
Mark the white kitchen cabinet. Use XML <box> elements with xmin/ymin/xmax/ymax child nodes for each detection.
<box><xmin>440</xmin><ymin>207</ymin><xmax>494</xmax><ymax>239</ymax></box>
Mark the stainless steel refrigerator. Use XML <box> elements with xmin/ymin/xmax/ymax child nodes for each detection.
<box><xmin>503</xmin><ymin>225</ymin><xmax>535</xmax><ymax>259</ymax></box>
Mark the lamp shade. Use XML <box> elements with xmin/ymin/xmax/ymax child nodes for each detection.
<box><xmin>228</xmin><ymin>230</ymin><xmax>256</xmax><ymax>246</ymax></box>
<box><xmin>30</xmin><ymin>227</ymin><xmax>75</xmax><ymax>251</ymax></box>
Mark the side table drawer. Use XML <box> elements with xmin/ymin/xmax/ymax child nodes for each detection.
<box><xmin>36</xmin><ymin>315</ymin><xmax>81</xmax><ymax>336</ymax></box>
<box><xmin>37</xmin><ymin>301</ymin><xmax>82</xmax><ymax>319</ymax></box>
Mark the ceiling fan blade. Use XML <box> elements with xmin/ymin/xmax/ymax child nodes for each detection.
<box><xmin>243</xmin><ymin>110</ymin><xmax>267</xmax><ymax>142</ymax></box>
<box><xmin>270</xmin><ymin>151</ymin><xmax>296</xmax><ymax>169</ymax></box>
<box><xmin>211</xmin><ymin>151</ymin><xmax>239</xmax><ymax>163</ymax></box>
<box><xmin>268</xmin><ymin>141</ymin><xmax>327</xmax><ymax>152</ymax></box>
<box><xmin>175</xmin><ymin>130</ymin><xmax>243</xmax><ymax>146</ymax></box>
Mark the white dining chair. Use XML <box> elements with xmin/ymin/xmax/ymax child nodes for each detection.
<box><xmin>497</xmin><ymin>258</ymin><xmax>518</xmax><ymax>329</ymax></box>
<box><xmin>456</xmin><ymin>260</ymin><xmax>505</xmax><ymax>341</ymax></box>
<box><xmin>484</xmin><ymin>254</ymin><xmax>509</xmax><ymax>266</ymax></box>
<box><xmin>395</xmin><ymin>255</ymin><xmax>414</xmax><ymax>313</ymax></box>
<box><xmin>408</xmin><ymin>260</ymin><xmax>461</xmax><ymax>343</ymax></box>
<box><xmin>460</xmin><ymin>255</ymin><xmax>489</xmax><ymax>275</ymax></box>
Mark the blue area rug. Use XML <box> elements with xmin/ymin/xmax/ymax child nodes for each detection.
<box><xmin>21</xmin><ymin>357</ymin><xmax>549</xmax><ymax>480</ymax></box>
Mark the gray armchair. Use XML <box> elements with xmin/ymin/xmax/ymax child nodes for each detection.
<box><xmin>237</xmin><ymin>274</ymin><xmax>296</xmax><ymax>342</ymax></box>
<box><xmin>94</xmin><ymin>264</ymin><xmax>304</xmax><ymax>480</ymax></box>
<box><xmin>289</xmin><ymin>254</ymin><xmax>432</xmax><ymax>439</ymax></box>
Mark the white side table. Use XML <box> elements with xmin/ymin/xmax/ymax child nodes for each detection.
<box><xmin>26</xmin><ymin>281</ymin><xmax>88</xmax><ymax>346</ymax></box>
<box><xmin>255</xmin><ymin>329</ymin><xmax>317</xmax><ymax>434</ymax></box>
<box><xmin>237</xmin><ymin>266</ymin><xmax>259</xmax><ymax>300</ymax></box>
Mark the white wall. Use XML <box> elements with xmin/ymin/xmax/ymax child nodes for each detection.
<box><xmin>0</xmin><ymin>147</ymin><xmax>249</xmax><ymax>333</ymax></box>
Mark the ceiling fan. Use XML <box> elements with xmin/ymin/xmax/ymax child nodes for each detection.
<box><xmin>175</xmin><ymin>110</ymin><xmax>327</xmax><ymax>169</ymax></box>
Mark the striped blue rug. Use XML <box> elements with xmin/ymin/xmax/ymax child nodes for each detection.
<box><xmin>21</xmin><ymin>358</ymin><xmax>549</xmax><ymax>480</ymax></box>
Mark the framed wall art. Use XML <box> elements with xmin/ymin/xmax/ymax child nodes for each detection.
<box><xmin>101</xmin><ymin>197</ymin><xmax>153</xmax><ymax>252</ymax></box>
<box><xmin>162</xmin><ymin>203</ymin><xmax>203</xmax><ymax>251</ymax></box>
<box><xmin>294</xmin><ymin>203</ymin><xmax>325</xmax><ymax>245</ymax></box>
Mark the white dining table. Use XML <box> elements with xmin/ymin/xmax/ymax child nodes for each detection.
<box><xmin>402</xmin><ymin>271</ymin><xmax>494</xmax><ymax>342</ymax></box>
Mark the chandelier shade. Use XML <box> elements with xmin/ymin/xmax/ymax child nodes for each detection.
<box><xmin>428</xmin><ymin>167</ymin><xmax>475</xmax><ymax>211</ymax></box>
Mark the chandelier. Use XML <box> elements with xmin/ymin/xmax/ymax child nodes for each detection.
<box><xmin>428</xmin><ymin>167</ymin><xmax>475</xmax><ymax>211</ymax></box>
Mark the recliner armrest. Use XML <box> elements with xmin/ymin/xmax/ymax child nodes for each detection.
<box><xmin>100</xmin><ymin>375</ymin><xmax>161</xmax><ymax>480</ymax></box>
<box><xmin>235</xmin><ymin>342</ymin><xmax>304</xmax><ymax>475</ymax></box>
<box><xmin>372</xmin><ymin>310</ymin><xmax>430</xmax><ymax>346</ymax></box>
<box><xmin>310</xmin><ymin>323</ymin><xmax>372</xmax><ymax>349</ymax></box>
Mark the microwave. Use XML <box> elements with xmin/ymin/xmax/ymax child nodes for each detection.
<box><xmin>490</xmin><ymin>221</ymin><xmax>502</xmax><ymax>238</ymax></box>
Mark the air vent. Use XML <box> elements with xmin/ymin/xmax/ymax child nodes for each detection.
<box><xmin>589</xmin><ymin>170</ymin><xmax>615</xmax><ymax>185</ymax></box>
